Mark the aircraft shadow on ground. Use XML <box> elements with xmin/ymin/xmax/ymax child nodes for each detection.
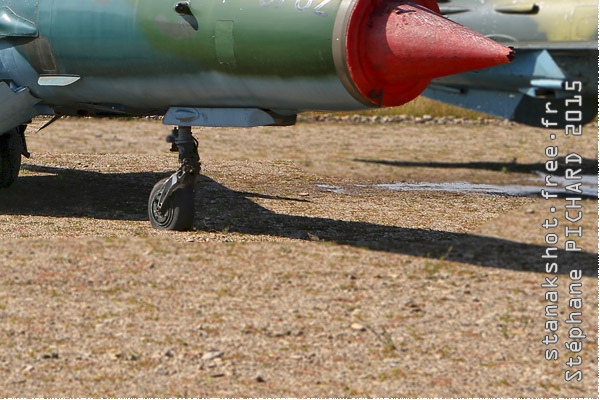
<box><xmin>354</xmin><ymin>158</ymin><xmax>599</xmax><ymax>176</ymax></box>
<box><xmin>1</xmin><ymin>164</ymin><xmax>596</xmax><ymax>277</ymax></box>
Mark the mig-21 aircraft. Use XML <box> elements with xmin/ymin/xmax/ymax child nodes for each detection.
<box><xmin>0</xmin><ymin>0</ymin><xmax>513</xmax><ymax>230</ymax></box>
<box><xmin>425</xmin><ymin>0</ymin><xmax>598</xmax><ymax>127</ymax></box>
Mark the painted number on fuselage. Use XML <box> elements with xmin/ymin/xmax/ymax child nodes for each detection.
<box><xmin>259</xmin><ymin>0</ymin><xmax>332</xmax><ymax>16</ymax></box>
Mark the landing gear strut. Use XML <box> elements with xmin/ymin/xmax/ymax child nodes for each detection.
<box><xmin>148</xmin><ymin>126</ymin><xmax>200</xmax><ymax>230</ymax></box>
<box><xmin>0</xmin><ymin>126</ymin><xmax>29</xmax><ymax>189</ymax></box>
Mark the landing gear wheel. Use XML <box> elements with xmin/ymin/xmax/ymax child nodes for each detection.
<box><xmin>148</xmin><ymin>126</ymin><xmax>200</xmax><ymax>231</ymax></box>
<box><xmin>148</xmin><ymin>178</ymin><xmax>195</xmax><ymax>231</ymax></box>
<box><xmin>0</xmin><ymin>128</ymin><xmax>24</xmax><ymax>189</ymax></box>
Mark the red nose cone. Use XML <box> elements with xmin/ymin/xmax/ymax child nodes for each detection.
<box><xmin>345</xmin><ymin>0</ymin><xmax>514</xmax><ymax>107</ymax></box>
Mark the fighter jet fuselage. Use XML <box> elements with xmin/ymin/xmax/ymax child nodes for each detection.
<box><xmin>0</xmin><ymin>0</ymin><xmax>514</xmax><ymax>229</ymax></box>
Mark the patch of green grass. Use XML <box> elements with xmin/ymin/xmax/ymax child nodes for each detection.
<box><xmin>498</xmin><ymin>312</ymin><xmax>512</xmax><ymax>338</ymax></box>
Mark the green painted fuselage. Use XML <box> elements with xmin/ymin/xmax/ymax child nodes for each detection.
<box><xmin>1</xmin><ymin>0</ymin><xmax>364</xmax><ymax>117</ymax></box>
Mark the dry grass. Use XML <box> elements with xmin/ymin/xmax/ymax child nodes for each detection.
<box><xmin>0</xmin><ymin>117</ymin><xmax>597</xmax><ymax>397</ymax></box>
<box><xmin>306</xmin><ymin>96</ymin><xmax>492</xmax><ymax>119</ymax></box>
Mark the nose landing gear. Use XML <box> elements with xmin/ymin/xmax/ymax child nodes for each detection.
<box><xmin>0</xmin><ymin>125</ymin><xmax>29</xmax><ymax>189</ymax></box>
<box><xmin>148</xmin><ymin>126</ymin><xmax>200</xmax><ymax>231</ymax></box>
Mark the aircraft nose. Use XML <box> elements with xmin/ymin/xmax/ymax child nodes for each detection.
<box><xmin>344</xmin><ymin>0</ymin><xmax>514</xmax><ymax>107</ymax></box>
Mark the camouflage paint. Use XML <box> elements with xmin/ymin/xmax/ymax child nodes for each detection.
<box><xmin>30</xmin><ymin>0</ymin><xmax>340</xmax><ymax>78</ymax></box>
<box><xmin>131</xmin><ymin>0</ymin><xmax>339</xmax><ymax>77</ymax></box>
<box><xmin>440</xmin><ymin>0</ymin><xmax>598</xmax><ymax>44</ymax></box>
<box><xmin>440</xmin><ymin>0</ymin><xmax>598</xmax><ymax>97</ymax></box>
<box><xmin>4</xmin><ymin>0</ymin><xmax>368</xmax><ymax>114</ymax></box>
<box><xmin>0</xmin><ymin>0</ymin><xmax>514</xmax><ymax>124</ymax></box>
<box><xmin>425</xmin><ymin>0</ymin><xmax>598</xmax><ymax>127</ymax></box>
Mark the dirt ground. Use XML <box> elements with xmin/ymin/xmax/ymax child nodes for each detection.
<box><xmin>0</xmin><ymin>117</ymin><xmax>597</xmax><ymax>397</ymax></box>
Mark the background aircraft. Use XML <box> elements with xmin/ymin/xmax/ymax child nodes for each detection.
<box><xmin>0</xmin><ymin>0</ymin><xmax>512</xmax><ymax>230</ymax></box>
<box><xmin>424</xmin><ymin>0</ymin><xmax>598</xmax><ymax>127</ymax></box>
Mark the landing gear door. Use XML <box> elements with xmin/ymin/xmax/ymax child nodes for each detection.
<box><xmin>0</xmin><ymin>0</ymin><xmax>39</xmax><ymax>38</ymax></box>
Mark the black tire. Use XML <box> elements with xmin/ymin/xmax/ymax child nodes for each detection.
<box><xmin>148</xmin><ymin>178</ymin><xmax>195</xmax><ymax>231</ymax></box>
<box><xmin>0</xmin><ymin>128</ymin><xmax>23</xmax><ymax>189</ymax></box>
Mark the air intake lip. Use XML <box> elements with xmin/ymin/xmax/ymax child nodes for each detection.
<box><xmin>337</xmin><ymin>0</ymin><xmax>514</xmax><ymax>107</ymax></box>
